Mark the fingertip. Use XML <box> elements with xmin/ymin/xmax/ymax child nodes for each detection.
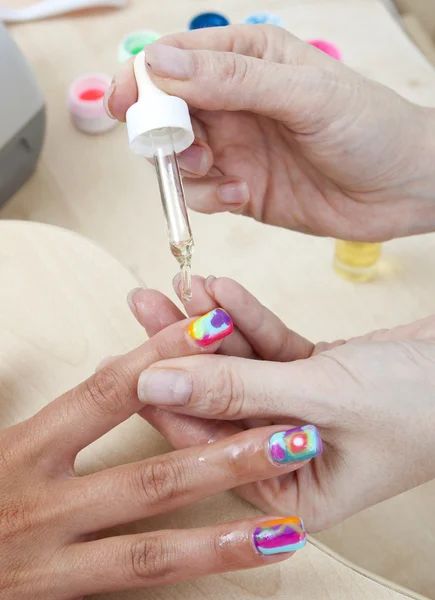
<box><xmin>106</xmin><ymin>58</ymin><xmax>137</xmax><ymax>122</ymax></box>
<box><xmin>204</xmin><ymin>275</ymin><xmax>216</xmax><ymax>297</ymax></box>
<box><xmin>268</xmin><ymin>425</ymin><xmax>323</xmax><ymax>465</ymax></box>
<box><xmin>172</xmin><ymin>272</ymin><xmax>181</xmax><ymax>296</ymax></box>
<box><xmin>103</xmin><ymin>83</ymin><xmax>116</xmax><ymax>119</ymax></box>
<box><xmin>185</xmin><ymin>177</ymin><xmax>250</xmax><ymax>216</ymax></box>
<box><xmin>208</xmin><ymin>276</ymin><xmax>243</xmax><ymax>304</ymax></box>
<box><xmin>128</xmin><ymin>287</ymin><xmax>185</xmax><ymax>334</ymax></box>
<box><xmin>178</xmin><ymin>140</ymin><xmax>213</xmax><ymax>176</ymax></box>
<box><xmin>174</xmin><ymin>274</ymin><xmax>207</xmax><ymax>303</ymax></box>
<box><xmin>218</xmin><ymin>180</ymin><xmax>250</xmax><ymax>206</ymax></box>
<box><xmin>127</xmin><ymin>287</ymin><xmax>146</xmax><ymax>318</ymax></box>
<box><xmin>187</xmin><ymin>308</ymin><xmax>234</xmax><ymax>348</ymax></box>
<box><xmin>253</xmin><ymin>517</ymin><xmax>307</xmax><ymax>556</ymax></box>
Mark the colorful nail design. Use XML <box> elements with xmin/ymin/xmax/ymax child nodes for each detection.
<box><xmin>269</xmin><ymin>425</ymin><xmax>322</xmax><ymax>464</ymax></box>
<box><xmin>188</xmin><ymin>308</ymin><xmax>234</xmax><ymax>347</ymax></box>
<box><xmin>254</xmin><ymin>517</ymin><xmax>306</xmax><ymax>555</ymax></box>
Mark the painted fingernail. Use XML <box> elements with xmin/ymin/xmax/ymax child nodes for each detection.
<box><xmin>127</xmin><ymin>287</ymin><xmax>145</xmax><ymax>317</ymax></box>
<box><xmin>138</xmin><ymin>369</ymin><xmax>192</xmax><ymax>405</ymax></box>
<box><xmin>188</xmin><ymin>308</ymin><xmax>233</xmax><ymax>347</ymax></box>
<box><xmin>269</xmin><ymin>425</ymin><xmax>322</xmax><ymax>464</ymax></box>
<box><xmin>218</xmin><ymin>181</ymin><xmax>250</xmax><ymax>205</ymax></box>
<box><xmin>146</xmin><ymin>44</ymin><xmax>196</xmax><ymax>80</ymax></box>
<box><xmin>103</xmin><ymin>82</ymin><xmax>116</xmax><ymax>119</ymax></box>
<box><xmin>254</xmin><ymin>517</ymin><xmax>306</xmax><ymax>555</ymax></box>
<box><xmin>178</xmin><ymin>144</ymin><xmax>208</xmax><ymax>175</ymax></box>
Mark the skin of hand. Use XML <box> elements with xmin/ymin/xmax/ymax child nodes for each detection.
<box><xmin>106</xmin><ymin>24</ymin><xmax>435</xmax><ymax>241</ymax></box>
<box><xmin>128</xmin><ymin>276</ymin><xmax>435</xmax><ymax>532</ymax></box>
<box><xmin>0</xmin><ymin>313</ymin><xmax>311</xmax><ymax>600</ymax></box>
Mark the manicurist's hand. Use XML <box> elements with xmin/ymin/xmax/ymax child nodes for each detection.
<box><xmin>107</xmin><ymin>24</ymin><xmax>435</xmax><ymax>241</ymax></box>
<box><xmin>0</xmin><ymin>310</ymin><xmax>310</xmax><ymax>600</ymax></box>
<box><xmin>129</xmin><ymin>276</ymin><xmax>435</xmax><ymax>532</ymax></box>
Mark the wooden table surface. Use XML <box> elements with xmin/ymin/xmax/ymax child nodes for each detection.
<box><xmin>2</xmin><ymin>0</ymin><xmax>435</xmax><ymax>597</ymax></box>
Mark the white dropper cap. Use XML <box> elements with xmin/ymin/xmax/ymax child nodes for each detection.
<box><xmin>126</xmin><ymin>50</ymin><xmax>194</xmax><ymax>158</ymax></box>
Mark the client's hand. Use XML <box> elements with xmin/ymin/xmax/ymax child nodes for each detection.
<box><xmin>130</xmin><ymin>277</ymin><xmax>435</xmax><ymax>532</ymax></box>
<box><xmin>1</xmin><ymin>311</ymin><xmax>308</xmax><ymax>600</ymax></box>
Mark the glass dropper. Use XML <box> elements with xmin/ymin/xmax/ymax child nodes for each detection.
<box><xmin>151</xmin><ymin>128</ymin><xmax>194</xmax><ymax>301</ymax></box>
<box><xmin>125</xmin><ymin>50</ymin><xmax>196</xmax><ymax>302</ymax></box>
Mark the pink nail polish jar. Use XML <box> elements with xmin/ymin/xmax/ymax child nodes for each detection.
<box><xmin>306</xmin><ymin>39</ymin><xmax>342</xmax><ymax>61</ymax></box>
<box><xmin>67</xmin><ymin>73</ymin><xmax>117</xmax><ymax>134</ymax></box>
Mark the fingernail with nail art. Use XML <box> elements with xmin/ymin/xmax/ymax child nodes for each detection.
<box><xmin>268</xmin><ymin>425</ymin><xmax>322</xmax><ymax>464</ymax></box>
<box><xmin>188</xmin><ymin>308</ymin><xmax>233</xmax><ymax>347</ymax></box>
<box><xmin>254</xmin><ymin>517</ymin><xmax>306</xmax><ymax>555</ymax></box>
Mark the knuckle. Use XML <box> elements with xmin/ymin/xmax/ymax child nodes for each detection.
<box><xmin>0</xmin><ymin>497</ymin><xmax>36</xmax><ymax>541</ymax></box>
<box><xmin>209</xmin><ymin>529</ymin><xmax>246</xmax><ymax>571</ymax></box>
<box><xmin>218</xmin><ymin>53</ymin><xmax>249</xmax><ymax>88</ymax></box>
<box><xmin>128</xmin><ymin>536</ymin><xmax>171</xmax><ymax>581</ymax></box>
<box><xmin>79</xmin><ymin>366</ymin><xmax>133</xmax><ymax>418</ymax></box>
<box><xmin>133</xmin><ymin>459</ymin><xmax>186</xmax><ymax>507</ymax></box>
<box><xmin>202</xmin><ymin>360</ymin><xmax>245</xmax><ymax>419</ymax></box>
<box><xmin>0</xmin><ymin>440</ymin><xmax>16</xmax><ymax>472</ymax></box>
<box><xmin>243</xmin><ymin>23</ymin><xmax>294</xmax><ymax>63</ymax></box>
<box><xmin>255</xmin><ymin>24</ymin><xmax>279</xmax><ymax>58</ymax></box>
<box><xmin>0</xmin><ymin>566</ymin><xmax>25</xmax><ymax>594</ymax></box>
<box><xmin>210</xmin><ymin>530</ymin><xmax>233</xmax><ymax>568</ymax></box>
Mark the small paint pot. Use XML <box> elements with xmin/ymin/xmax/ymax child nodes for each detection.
<box><xmin>68</xmin><ymin>73</ymin><xmax>116</xmax><ymax>135</ymax></box>
<box><xmin>243</xmin><ymin>12</ymin><xmax>284</xmax><ymax>27</ymax></box>
<box><xmin>188</xmin><ymin>12</ymin><xmax>230</xmax><ymax>30</ymax></box>
<box><xmin>306</xmin><ymin>39</ymin><xmax>342</xmax><ymax>61</ymax></box>
<box><xmin>118</xmin><ymin>30</ymin><xmax>161</xmax><ymax>63</ymax></box>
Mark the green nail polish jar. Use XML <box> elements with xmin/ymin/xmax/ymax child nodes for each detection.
<box><xmin>118</xmin><ymin>30</ymin><xmax>161</xmax><ymax>63</ymax></box>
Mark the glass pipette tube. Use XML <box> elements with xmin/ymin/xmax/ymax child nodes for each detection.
<box><xmin>151</xmin><ymin>128</ymin><xmax>194</xmax><ymax>301</ymax></box>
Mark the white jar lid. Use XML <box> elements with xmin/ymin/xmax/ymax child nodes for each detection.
<box><xmin>68</xmin><ymin>73</ymin><xmax>117</xmax><ymax>135</ymax></box>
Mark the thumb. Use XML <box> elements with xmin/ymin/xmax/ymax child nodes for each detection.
<box><xmin>137</xmin><ymin>353</ymin><xmax>322</xmax><ymax>423</ymax></box>
<box><xmin>142</xmin><ymin>43</ymin><xmax>345</xmax><ymax>129</ymax></box>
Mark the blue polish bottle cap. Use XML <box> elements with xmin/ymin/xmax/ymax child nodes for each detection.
<box><xmin>188</xmin><ymin>12</ymin><xmax>230</xmax><ymax>30</ymax></box>
<box><xmin>243</xmin><ymin>12</ymin><xmax>284</xmax><ymax>27</ymax></box>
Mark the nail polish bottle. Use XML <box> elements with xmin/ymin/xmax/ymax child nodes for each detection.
<box><xmin>117</xmin><ymin>30</ymin><xmax>161</xmax><ymax>63</ymax></box>
<box><xmin>333</xmin><ymin>240</ymin><xmax>382</xmax><ymax>282</ymax></box>
<box><xmin>307</xmin><ymin>39</ymin><xmax>382</xmax><ymax>282</ymax></box>
<box><xmin>68</xmin><ymin>73</ymin><xmax>117</xmax><ymax>134</ymax></box>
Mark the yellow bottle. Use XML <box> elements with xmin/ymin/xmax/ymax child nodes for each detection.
<box><xmin>334</xmin><ymin>241</ymin><xmax>382</xmax><ymax>282</ymax></box>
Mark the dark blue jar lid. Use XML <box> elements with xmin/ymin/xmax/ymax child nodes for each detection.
<box><xmin>188</xmin><ymin>12</ymin><xmax>230</xmax><ymax>30</ymax></box>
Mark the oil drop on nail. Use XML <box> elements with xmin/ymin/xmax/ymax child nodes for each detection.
<box><xmin>179</xmin><ymin>255</ymin><xmax>192</xmax><ymax>302</ymax></box>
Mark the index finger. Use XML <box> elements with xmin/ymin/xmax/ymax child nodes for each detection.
<box><xmin>31</xmin><ymin>308</ymin><xmax>234</xmax><ymax>463</ymax></box>
<box><xmin>106</xmin><ymin>24</ymin><xmax>297</xmax><ymax>121</ymax></box>
<box><xmin>155</xmin><ymin>24</ymin><xmax>295</xmax><ymax>59</ymax></box>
